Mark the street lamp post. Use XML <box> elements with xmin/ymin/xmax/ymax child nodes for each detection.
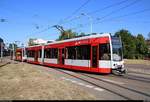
<box><xmin>21</xmin><ymin>43</ymin><xmax>24</xmax><ymax>62</ymax></box>
<box><xmin>81</xmin><ymin>13</ymin><xmax>93</xmax><ymax>34</ymax></box>
<box><xmin>6</xmin><ymin>43</ymin><xmax>12</xmax><ymax>59</ymax></box>
<box><xmin>5</xmin><ymin>43</ymin><xmax>9</xmax><ymax>58</ymax></box>
<box><xmin>12</xmin><ymin>43</ymin><xmax>15</xmax><ymax>60</ymax></box>
<box><xmin>0</xmin><ymin>42</ymin><xmax>3</xmax><ymax>62</ymax></box>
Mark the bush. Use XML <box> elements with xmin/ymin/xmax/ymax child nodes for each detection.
<box><xmin>135</xmin><ymin>54</ymin><xmax>144</xmax><ymax>59</ymax></box>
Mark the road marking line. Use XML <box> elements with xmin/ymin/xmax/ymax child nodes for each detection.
<box><xmin>70</xmin><ymin>80</ymin><xmax>77</xmax><ymax>83</ymax></box>
<box><xmin>61</xmin><ymin>77</ymin><xmax>104</xmax><ymax>92</ymax></box>
<box><xmin>101</xmin><ymin>79</ymin><xmax>124</xmax><ymax>85</ymax></box>
<box><xmin>85</xmin><ymin>85</ymin><xmax>94</xmax><ymax>88</ymax></box>
<box><xmin>94</xmin><ymin>87</ymin><xmax>104</xmax><ymax>91</ymax></box>
<box><xmin>77</xmin><ymin>82</ymin><xmax>85</xmax><ymax>86</ymax></box>
<box><xmin>61</xmin><ymin>77</ymin><xmax>78</xmax><ymax>83</ymax></box>
<box><xmin>61</xmin><ymin>77</ymin><xmax>66</xmax><ymax>79</ymax></box>
<box><xmin>68</xmin><ymin>79</ymin><xmax>74</xmax><ymax>81</ymax></box>
<box><xmin>61</xmin><ymin>70</ymin><xmax>75</xmax><ymax>74</ymax></box>
<box><xmin>65</xmin><ymin>78</ymin><xmax>70</xmax><ymax>81</ymax></box>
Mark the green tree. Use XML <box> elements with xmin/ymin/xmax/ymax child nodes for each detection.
<box><xmin>56</xmin><ymin>29</ymin><xmax>77</xmax><ymax>41</ymax></box>
<box><xmin>80</xmin><ymin>32</ymin><xmax>86</xmax><ymax>36</ymax></box>
<box><xmin>148</xmin><ymin>32</ymin><xmax>150</xmax><ymax>40</ymax></box>
<box><xmin>8</xmin><ymin>43</ymin><xmax>17</xmax><ymax>50</ymax></box>
<box><xmin>115</xmin><ymin>29</ymin><xmax>136</xmax><ymax>59</ymax></box>
<box><xmin>28</xmin><ymin>38</ymin><xmax>38</xmax><ymax>46</ymax></box>
<box><xmin>135</xmin><ymin>34</ymin><xmax>148</xmax><ymax>59</ymax></box>
<box><xmin>147</xmin><ymin>43</ymin><xmax>150</xmax><ymax>58</ymax></box>
<box><xmin>147</xmin><ymin>33</ymin><xmax>150</xmax><ymax>58</ymax></box>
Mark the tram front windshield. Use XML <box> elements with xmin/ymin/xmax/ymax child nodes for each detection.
<box><xmin>112</xmin><ymin>37</ymin><xmax>123</xmax><ymax>61</ymax></box>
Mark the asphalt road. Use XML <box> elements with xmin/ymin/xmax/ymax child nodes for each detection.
<box><xmin>125</xmin><ymin>64</ymin><xmax>150</xmax><ymax>77</ymax></box>
<box><xmin>125</xmin><ymin>64</ymin><xmax>150</xmax><ymax>70</ymax></box>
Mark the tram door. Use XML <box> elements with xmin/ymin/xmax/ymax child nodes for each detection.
<box><xmin>35</xmin><ymin>50</ymin><xmax>38</xmax><ymax>62</ymax></box>
<box><xmin>58</xmin><ymin>49</ymin><xmax>61</xmax><ymax>64</ymax></box>
<box><xmin>58</xmin><ymin>48</ymin><xmax>65</xmax><ymax>65</ymax></box>
<box><xmin>91</xmin><ymin>46</ymin><xmax>98</xmax><ymax>68</ymax></box>
<box><xmin>62</xmin><ymin>48</ymin><xmax>65</xmax><ymax>64</ymax></box>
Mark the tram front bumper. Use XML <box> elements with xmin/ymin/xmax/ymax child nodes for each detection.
<box><xmin>112</xmin><ymin>65</ymin><xmax>127</xmax><ymax>75</ymax></box>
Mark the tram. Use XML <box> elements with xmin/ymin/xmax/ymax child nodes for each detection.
<box><xmin>15</xmin><ymin>48</ymin><xmax>26</xmax><ymax>62</ymax></box>
<box><xmin>15</xmin><ymin>33</ymin><xmax>126</xmax><ymax>75</ymax></box>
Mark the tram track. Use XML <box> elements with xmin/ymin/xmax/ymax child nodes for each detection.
<box><xmin>54</xmin><ymin>68</ymin><xmax>131</xmax><ymax>100</ymax></box>
<box><xmin>127</xmin><ymin>71</ymin><xmax>150</xmax><ymax>76</ymax></box>
<box><xmin>107</xmin><ymin>73</ymin><xmax>150</xmax><ymax>83</ymax></box>
<box><xmin>81</xmin><ymin>73</ymin><xmax>150</xmax><ymax>98</ymax></box>
<box><xmin>49</xmin><ymin>68</ymin><xmax>150</xmax><ymax>100</ymax></box>
<box><xmin>123</xmin><ymin>74</ymin><xmax>150</xmax><ymax>83</ymax></box>
<box><xmin>0</xmin><ymin>62</ymin><xmax>11</xmax><ymax>68</ymax></box>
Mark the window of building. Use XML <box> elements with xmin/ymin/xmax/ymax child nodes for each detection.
<box><xmin>99</xmin><ymin>43</ymin><xmax>111</xmax><ymax>60</ymax></box>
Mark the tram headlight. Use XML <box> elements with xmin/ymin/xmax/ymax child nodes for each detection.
<box><xmin>113</xmin><ymin>63</ymin><xmax>123</xmax><ymax>69</ymax></box>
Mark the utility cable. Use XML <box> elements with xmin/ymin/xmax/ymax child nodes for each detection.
<box><xmin>60</xmin><ymin>0</ymin><xmax>130</xmax><ymax>24</ymax></box>
<box><xmin>71</xmin><ymin>8</ymin><xmax>150</xmax><ymax>30</ymax></box>
<box><xmin>71</xmin><ymin>0</ymin><xmax>141</xmax><ymax>30</ymax></box>
<box><xmin>62</xmin><ymin>0</ymin><xmax>91</xmax><ymax>24</ymax></box>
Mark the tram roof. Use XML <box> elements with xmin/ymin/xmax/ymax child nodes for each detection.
<box><xmin>27</xmin><ymin>33</ymin><xmax>111</xmax><ymax>48</ymax></box>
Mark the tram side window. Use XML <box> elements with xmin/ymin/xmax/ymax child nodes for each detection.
<box><xmin>77</xmin><ymin>45</ymin><xmax>90</xmax><ymax>60</ymax></box>
<box><xmin>27</xmin><ymin>50</ymin><xmax>35</xmax><ymax>57</ymax></box>
<box><xmin>66</xmin><ymin>47</ymin><xmax>76</xmax><ymax>59</ymax></box>
<box><xmin>44</xmin><ymin>49</ymin><xmax>51</xmax><ymax>58</ymax></box>
<box><xmin>51</xmin><ymin>48</ymin><xmax>58</xmax><ymax>58</ymax></box>
<box><xmin>27</xmin><ymin>51</ymin><xmax>29</xmax><ymax>57</ymax></box>
<box><xmin>38</xmin><ymin>50</ymin><xmax>42</xmax><ymax>58</ymax></box>
<box><xmin>16</xmin><ymin>52</ymin><xmax>21</xmax><ymax>56</ymax></box>
<box><xmin>66</xmin><ymin>45</ymin><xmax>90</xmax><ymax>60</ymax></box>
<box><xmin>44</xmin><ymin>48</ymin><xmax>58</xmax><ymax>58</ymax></box>
<box><xmin>99</xmin><ymin>44</ymin><xmax>111</xmax><ymax>60</ymax></box>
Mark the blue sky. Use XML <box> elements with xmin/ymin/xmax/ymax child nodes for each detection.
<box><xmin>0</xmin><ymin>0</ymin><xmax>150</xmax><ymax>46</ymax></box>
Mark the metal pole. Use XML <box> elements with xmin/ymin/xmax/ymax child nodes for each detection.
<box><xmin>41</xmin><ymin>45</ymin><xmax>44</xmax><ymax>64</ymax></box>
<box><xmin>13</xmin><ymin>43</ymin><xmax>15</xmax><ymax>60</ymax></box>
<box><xmin>13</xmin><ymin>41</ymin><xmax>20</xmax><ymax>60</ymax></box>
<box><xmin>1</xmin><ymin>42</ymin><xmax>3</xmax><ymax>62</ymax></box>
<box><xmin>10</xmin><ymin>49</ymin><xmax>11</xmax><ymax>59</ymax></box>
<box><xmin>21</xmin><ymin>43</ymin><xmax>24</xmax><ymax>62</ymax></box>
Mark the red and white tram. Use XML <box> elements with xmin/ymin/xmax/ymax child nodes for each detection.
<box><xmin>15</xmin><ymin>33</ymin><xmax>126</xmax><ymax>75</ymax></box>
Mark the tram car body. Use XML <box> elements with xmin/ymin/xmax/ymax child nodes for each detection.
<box><xmin>15</xmin><ymin>33</ymin><xmax>126</xmax><ymax>74</ymax></box>
<box><xmin>15</xmin><ymin>48</ymin><xmax>22</xmax><ymax>61</ymax></box>
<box><xmin>15</xmin><ymin>48</ymin><xmax>27</xmax><ymax>62</ymax></box>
